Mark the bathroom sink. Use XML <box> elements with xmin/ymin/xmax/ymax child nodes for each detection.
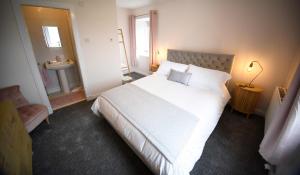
<box><xmin>45</xmin><ymin>60</ymin><xmax>74</xmax><ymax>70</ymax></box>
<box><xmin>45</xmin><ymin>59</ymin><xmax>75</xmax><ymax>93</ymax></box>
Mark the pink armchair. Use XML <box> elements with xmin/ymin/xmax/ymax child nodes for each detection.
<box><xmin>0</xmin><ymin>85</ymin><xmax>49</xmax><ymax>132</ymax></box>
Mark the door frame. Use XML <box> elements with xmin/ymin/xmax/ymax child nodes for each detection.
<box><xmin>11</xmin><ymin>0</ymin><xmax>88</xmax><ymax>114</ymax></box>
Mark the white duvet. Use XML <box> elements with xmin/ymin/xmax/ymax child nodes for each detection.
<box><xmin>92</xmin><ymin>74</ymin><xmax>230</xmax><ymax>175</ymax></box>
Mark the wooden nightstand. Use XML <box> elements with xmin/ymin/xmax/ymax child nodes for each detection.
<box><xmin>150</xmin><ymin>64</ymin><xmax>159</xmax><ymax>72</ymax></box>
<box><xmin>231</xmin><ymin>83</ymin><xmax>263</xmax><ymax>118</ymax></box>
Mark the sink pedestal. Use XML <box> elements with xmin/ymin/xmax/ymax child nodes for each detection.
<box><xmin>45</xmin><ymin>60</ymin><xmax>74</xmax><ymax>94</ymax></box>
<box><xmin>57</xmin><ymin>69</ymin><xmax>70</xmax><ymax>93</ymax></box>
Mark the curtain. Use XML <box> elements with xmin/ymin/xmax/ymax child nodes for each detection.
<box><xmin>129</xmin><ymin>15</ymin><xmax>136</xmax><ymax>66</ymax></box>
<box><xmin>149</xmin><ymin>10</ymin><xmax>158</xmax><ymax>68</ymax></box>
<box><xmin>259</xmin><ymin>64</ymin><xmax>300</xmax><ymax>166</ymax></box>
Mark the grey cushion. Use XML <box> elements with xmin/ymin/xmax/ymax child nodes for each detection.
<box><xmin>167</xmin><ymin>69</ymin><xmax>192</xmax><ymax>85</ymax></box>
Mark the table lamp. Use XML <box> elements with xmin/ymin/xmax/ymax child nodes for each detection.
<box><xmin>247</xmin><ymin>60</ymin><xmax>263</xmax><ymax>88</ymax></box>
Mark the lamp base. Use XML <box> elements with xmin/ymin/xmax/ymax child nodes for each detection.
<box><xmin>247</xmin><ymin>84</ymin><xmax>255</xmax><ymax>88</ymax></box>
<box><xmin>239</xmin><ymin>83</ymin><xmax>255</xmax><ymax>88</ymax></box>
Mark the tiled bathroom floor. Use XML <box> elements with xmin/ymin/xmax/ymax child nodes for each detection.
<box><xmin>49</xmin><ymin>89</ymin><xmax>86</xmax><ymax>110</ymax></box>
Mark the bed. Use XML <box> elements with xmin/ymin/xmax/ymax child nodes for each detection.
<box><xmin>92</xmin><ymin>49</ymin><xmax>234</xmax><ymax>175</ymax></box>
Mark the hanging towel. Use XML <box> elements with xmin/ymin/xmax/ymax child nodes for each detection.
<box><xmin>39</xmin><ymin>65</ymin><xmax>51</xmax><ymax>87</ymax></box>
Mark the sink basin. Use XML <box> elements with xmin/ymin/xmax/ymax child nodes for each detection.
<box><xmin>45</xmin><ymin>60</ymin><xmax>74</xmax><ymax>70</ymax></box>
<box><xmin>45</xmin><ymin>60</ymin><xmax>75</xmax><ymax>94</ymax></box>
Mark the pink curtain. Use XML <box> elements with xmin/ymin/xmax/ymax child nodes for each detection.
<box><xmin>149</xmin><ymin>10</ymin><xmax>158</xmax><ymax>68</ymax></box>
<box><xmin>259</xmin><ymin>64</ymin><xmax>300</xmax><ymax>165</ymax></box>
<box><xmin>129</xmin><ymin>15</ymin><xmax>136</xmax><ymax>66</ymax></box>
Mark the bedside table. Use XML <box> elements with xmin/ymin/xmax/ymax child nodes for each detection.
<box><xmin>150</xmin><ymin>64</ymin><xmax>159</xmax><ymax>72</ymax></box>
<box><xmin>231</xmin><ymin>83</ymin><xmax>263</xmax><ymax>118</ymax></box>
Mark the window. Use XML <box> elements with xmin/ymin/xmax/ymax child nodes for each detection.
<box><xmin>42</xmin><ymin>26</ymin><xmax>62</xmax><ymax>48</ymax></box>
<box><xmin>136</xmin><ymin>16</ymin><xmax>150</xmax><ymax>57</ymax></box>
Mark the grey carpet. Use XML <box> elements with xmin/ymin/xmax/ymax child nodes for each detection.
<box><xmin>31</xmin><ymin>102</ymin><xmax>267</xmax><ymax>175</ymax></box>
<box><xmin>31</xmin><ymin>72</ymin><xmax>267</xmax><ymax>175</ymax></box>
<box><xmin>124</xmin><ymin>72</ymin><xmax>145</xmax><ymax>81</ymax></box>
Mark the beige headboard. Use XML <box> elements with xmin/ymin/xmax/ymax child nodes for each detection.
<box><xmin>167</xmin><ymin>49</ymin><xmax>234</xmax><ymax>73</ymax></box>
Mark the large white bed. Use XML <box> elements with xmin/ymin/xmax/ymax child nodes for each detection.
<box><xmin>92</xmin><ymin>49</ymin><xmax>234</xmax><ymax>175</ymax></box>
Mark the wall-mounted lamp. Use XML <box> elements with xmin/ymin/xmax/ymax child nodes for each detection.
<box><xmin>247</xmin><ymin>60</ymin><xmax>263</xmax><ymax>88</ymax></box>
<box><xmin>156</xmin><ymin>48</ymin><xmax>168</xmax><ymax>64</ymax></box>
<box><xmin>155</xmin><ymin>50</ymin><xmax>161</xmax><ymax>65</ymax></box>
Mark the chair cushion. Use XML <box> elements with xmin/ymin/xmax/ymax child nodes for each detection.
<box><xmin>0</xmin><ymin>85</ymin><xmax>29</xmax><ymax>108</ymax></box>
<box><xmin>18</xmin><ymin>104</ymin><xmax>48</xmax><ymax>126</ymax></box>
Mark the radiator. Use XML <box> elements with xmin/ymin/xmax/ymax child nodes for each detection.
<box><xmin>264</xmin><ymin>86</ymin><xmax>287</xmax><ymax>134</ymax></box>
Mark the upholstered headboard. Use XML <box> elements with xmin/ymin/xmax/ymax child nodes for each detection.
<box><xmin>167</xmin><ymin>49</ymin><xmax>234</xmax><ymax>73</ymax></box>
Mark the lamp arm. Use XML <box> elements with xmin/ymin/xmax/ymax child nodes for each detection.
<box><xmin>248</xmin><ymin>61</ymin><xmax>263</xmax><ymax>87</ymax></box>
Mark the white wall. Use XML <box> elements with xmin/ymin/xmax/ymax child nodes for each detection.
<box><xmin>0</xmin><ymin>0</ymin><xmax>42</xmax><ymax>105</ymax></box>
<box><xmin>285</xmin><ymin>47</ymin><xmax>300</xmax><ymax>88</ymax></box>
<box><xmin>0</xmin><ymin>0</ymin><xmax>122</xmax><ymax>111</ymax></box>
<box><xmin>133</xmin><ymin>0</ymin><xmax>300</xmax><ymax>113</ymax></box>
<box><xmin>116</xmin><ymin>7</ymin><xmax>131</xmax><ymax>72</ymax></box>
<box><xmin>72</xmin><ymin>0</ymin><xmax>122</xmax><ymax>98</ymax></box>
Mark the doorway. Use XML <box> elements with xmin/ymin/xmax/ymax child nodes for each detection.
<box><xmin>22</xmin><ymin>5</ymin><xmax>85</xmax><ymax>110</ymax></box>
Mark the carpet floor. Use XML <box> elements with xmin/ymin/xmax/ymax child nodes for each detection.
<box><xmin>30</xmin><ymin>100</ymin><xmax>267</xmax><ymax>175</ymax></box>
<box><xmin>124</xmin><ymin>72</ymin><xmax>145</xmax><ymax>80</ymax></box>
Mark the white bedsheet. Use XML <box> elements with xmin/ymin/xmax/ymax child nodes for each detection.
<box><xmin>91</xmin><ymin>74</ymin><xmax>230</xmax><ymax>175</ymax></box>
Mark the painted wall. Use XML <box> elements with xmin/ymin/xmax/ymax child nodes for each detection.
<box><xmin>22</xmin><ymin>6</ymin><xmax>81</xmax><ymax>94</ymax></box>
<box><xmin>133</xmin><ymin>0</ymin><xmax>300</xmax><ymax>113</ymax></box>
<box><xmin>0</xmin><ymin>0</ymin><xmax>42</xmax><ymax>105</ymax></box>
<box><xmin>285</xmin><ymin>47</ymin><xmax>300</xmax><ymax>88</ymax></box>
<box><xmin>116</xmin><ymin>7</ymin><xmax>131</xmax><ymax>73</ymax></box>
<box><xmin>73</xmin><ymin>0</ymin><xmax>122</xmax><ymax>98</ymax></box>
<box><xmin>0</xmin><ymin>0</ymin><xmax>122</xmax><ymax>111</ymax></box>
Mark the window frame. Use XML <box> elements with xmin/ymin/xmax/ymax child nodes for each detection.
<box><xmin>42</xmin><ymin>26</ymin><xmax>62</xmax><ymax>48</ymax></box>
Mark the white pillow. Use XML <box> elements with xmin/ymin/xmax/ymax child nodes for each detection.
<box><xmin>156</xmin><ymin>60</ymin><xmax>188</xmax><ymax>76</ymax></box>
<box><xmin>187</xmin><ymin>64</ymin><xmax>232</xmax><ymax>95</ymax></box>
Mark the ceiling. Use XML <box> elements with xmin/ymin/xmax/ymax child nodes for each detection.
<box><xmin>50</xmin><ymin>0</ymin><xmax>166</xmax><ymax>9</ymax></box>
<box><xmin>116</xmin><ymin>0</ymin><xmax>167</xmax><ymax>9</ymax></box>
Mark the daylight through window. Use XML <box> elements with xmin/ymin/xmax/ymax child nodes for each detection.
<box><xmin>42</xmin><ymin>26</ymin><xmax>62</xmax><ymax>48</ymax></box>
